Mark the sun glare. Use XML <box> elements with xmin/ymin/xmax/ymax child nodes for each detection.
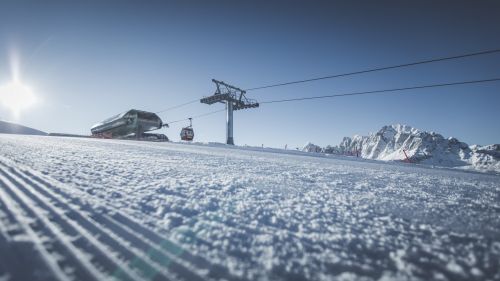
<box><xmin>0</xmin><ymin>81</ymin><xmax>37</xmax><ymax>117</ymax></box>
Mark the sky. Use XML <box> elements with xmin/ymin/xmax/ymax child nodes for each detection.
<box><xmin>0</xmin><ymin>0</ymin><xmax>499</xmax><ymax>148</ymax></box>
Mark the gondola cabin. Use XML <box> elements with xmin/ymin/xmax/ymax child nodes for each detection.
<box><xmin>180</xmin><ymin>118</ymin><xmax>194</xmax><ymax>141</ymax></box>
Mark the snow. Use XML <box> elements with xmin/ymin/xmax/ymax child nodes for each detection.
<box><xmin>302</xmin><ymin>142</ymin><xmax>322</xmax><ymax>153</ymax></box>
<box><xmin>0</xmin><ymin>120</ymin><xmax>46</xmax><ymax>136</ymax></box>
<box><xmin>0</xmin><ymin>134</ymin><xmax>499</xmax><ymax>281</ymax></box>
<box><xmin>306</xmin><ymin>124</ymin><xmax>500</xmax><ymax>173</ymax></box>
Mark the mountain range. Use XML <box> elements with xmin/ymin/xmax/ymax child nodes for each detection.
<box><xmin>303</xmin><ymin>124</ymin><xmax>500</xmax><ymax>173</ymax></box>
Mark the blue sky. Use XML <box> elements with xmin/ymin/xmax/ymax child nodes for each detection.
<box><xmin>0</xmin><ymin>0</ymin><xmax>499</xmax><ymax>147</ymax></box>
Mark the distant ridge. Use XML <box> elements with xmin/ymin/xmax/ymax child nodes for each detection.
<box><xmin>303</xmin><ymin>124</ymin><xmax>500</xmax><ymax>173</ymax></box>
<box><xmin>0</xmin><ymin>120</ymin><xmax>47</xmax><ymax>136</ymax></box>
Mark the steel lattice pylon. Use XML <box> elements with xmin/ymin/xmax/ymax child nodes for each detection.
<box><xmin>200</xmin><ymin>79</ymin><xmax>259</xmax><ymax>145</ymax></box>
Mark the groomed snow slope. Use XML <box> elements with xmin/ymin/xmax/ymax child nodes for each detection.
<box><xmin>0</xmin><ymin>134</ymin><xmax>499</xmax><ymax>281</ymax></box>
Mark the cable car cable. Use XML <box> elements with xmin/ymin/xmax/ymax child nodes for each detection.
<box><xmin>160</xmin><ymin>78</ymin><xmax>500</xmax><ymax>124</ymax></box>
<box><xmin>153</xmin><ymin>48</ymin><xmax>500</xmax><ymax>113</ymax></box>
<box><xmin>156</xmin><ymin>98</ymin><xmax>200</xmax><ymax>114</ymax></box>
<box><xmin>244</xmin><ymin>48</ymin><xmax>500</xmax><ymax>92</ymax></box>
<box><xmin>260</xmin><ymin>77</ymin><xmax>500</xmax><ymax>104</ymax></box>
<box><xmin>164</xmin><ymin>109</ymin><xmax>226</xmax><ymax>125</ymax></box>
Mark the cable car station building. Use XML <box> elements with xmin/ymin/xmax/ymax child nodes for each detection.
<box><xmin>90</xmin><ymin>109</ymin><xmax>168</xmax><ymax>141</ymax></box>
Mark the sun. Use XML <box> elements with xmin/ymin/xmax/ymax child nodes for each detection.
<box><xmin>0</xmin><ymin>81</ymin><xmax>37</xmax><ymax>117</ymax></box>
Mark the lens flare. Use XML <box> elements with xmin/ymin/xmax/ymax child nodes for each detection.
<box><xmin>0</xmin><ymin>48</ymin><xmax>37</xmax><ymax>117</ymax></box>
<box><xmin>0</xmin><ymin>82</ymin><xmax>36</xmax><ymax>117</ymax></box>
<box><xmin>10</xmin><ymin>48</ymin><xmax>21</xmax><ymax>83</ymax></box>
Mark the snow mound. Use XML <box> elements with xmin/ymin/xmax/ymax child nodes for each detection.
<box><xmin>308</xmin><ymin>124</ymin><xmax>500</xmax><ymax>173</ymax></box>
<box><xmin>0</xmin><ymin>120</ymin><xmax>46</xmax><ymax>136</ymax></box>
<box><xmin>302</xmin><ymin>142</ymin><xmax>322</xmax><ymax>153</ymax></box>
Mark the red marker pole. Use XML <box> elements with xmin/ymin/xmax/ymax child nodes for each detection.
<box><xmin>403</xmin><ymin>149</ymin><xmax>411</xmax><ymax>163</ymax></box>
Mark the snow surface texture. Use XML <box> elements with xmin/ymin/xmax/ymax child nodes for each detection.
<box><xmin>0</xmin><ymin>134</ymin><xmax>499</xmax><ymax>281</ymax></box>
<box><xmin>304</xmin><ymin>124</ymin><xmax>500</xmax><ymax>173</ymax></box>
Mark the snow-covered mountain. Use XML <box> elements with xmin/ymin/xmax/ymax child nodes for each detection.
<box><xmin>303</xmin><ymin>124</ymin><xmax>500</xmax><ymax>173</ymax></box>
<box><xmin>0</xmin><ymin>120</ymin><xmax>47</xmax><ymax>136</ymax></box>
